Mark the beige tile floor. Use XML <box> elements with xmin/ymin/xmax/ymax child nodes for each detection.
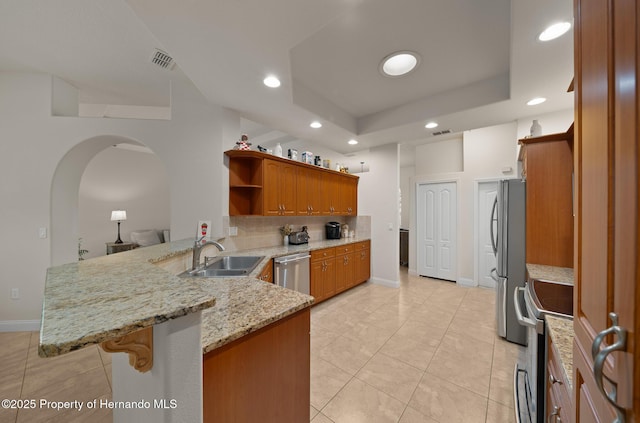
<box><xmin>0</xmin><ymin>267</ymin><xmax>522</xmax><ymax>423</ymax></box>
<box><xmin>309</xmin><ymin>267</ymin><xmax>523</xmax><ymax>423</ymax></box>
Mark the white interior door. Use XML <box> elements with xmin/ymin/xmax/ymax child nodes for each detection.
<box><xmin>417</xmin><ymin>182</ymin><xmax>457</xmax><ymax>281</ymax></box>
<box><xmin>478</xmin><ymin>181</ymin><xmax>498</xmax><ymax>288</ymax></box>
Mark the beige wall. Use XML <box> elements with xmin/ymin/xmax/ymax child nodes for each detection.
<box><xmin>409</xmin><ymin>122</ymin><xmax>518</xmax><ymax>285</ymax></box>
<box><xmin>78</xmin><ymin>146</ymin><xmax>170</xmax><ymax>259</ymax></box>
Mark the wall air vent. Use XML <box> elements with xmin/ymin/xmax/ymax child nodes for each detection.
<box><xmin>150</xmin><ymin>49</ymin><xmax>175</xmax><ymax>70</ymax></box>
<box><xmin>432</xmin><ymin>129</ymin><xmax>452</xmax><ymax>136</ymax></box>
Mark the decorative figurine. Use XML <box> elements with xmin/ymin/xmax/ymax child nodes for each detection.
<box><xmin>234</xmin><ymin>134</ymin><xmax>252</xmax><ymax>150</ymax></box>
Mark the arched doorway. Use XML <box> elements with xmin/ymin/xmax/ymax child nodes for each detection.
<box><xmin>50</xmin><ymin>135</ymin><xmax>169</xmax><ymax>265</ymax></box>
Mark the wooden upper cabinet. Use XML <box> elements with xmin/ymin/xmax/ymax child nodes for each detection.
<box><xmin>341</xmin><ymin>177</ymin><xmax>358</xmax><ymax>216</ymax></box>
<box><xmin>321</xmin><ymin>173</ymin><xmax>341</xmax><ymax>215</ymax></box>
<box><xmin>573</xmin><ymin>0</ymin><xmax>638</xmax><ymax>421</ymax></box>
<box><xmin>519</xmin><ymin>131</ymin><xmax>574</xmax><ymax>268</ymax></box>
<box><xmin>263</xmin><ymin>159</ymin><xmax>296</xmax><ymax>216</ymax></box>
<box><xmin>226</xmin><ymin>150</ymin><xmax>358</xmax><ymax>217</ymax></box>
<box><xmin>296</xmin><ymin>167</ymin><xmax>322</xmax><ymax>216</ymax></box>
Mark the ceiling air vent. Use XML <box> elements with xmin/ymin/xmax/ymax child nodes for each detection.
<box><xmin>150</xmin><ymin>49</ymin><xmax>175</xmax><ymax>70</ymax></box>
<box><xmin>432</xmin><ymin>129</ymin><xmax>452</xmax><ymax>136</ymax></box>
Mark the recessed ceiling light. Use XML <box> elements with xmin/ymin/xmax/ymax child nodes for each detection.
<box><xmin>425</xmin><ymin>122</ymin><xmax>438</xmax><ymax>129</ymax></box>
<box><xmin>263</xmin><ymin>75</ymin><xmax>281</xmax><ymax>88</ymax></box>
<box><xmin>380</xmin><ymin>51</ymin><xmax>420</xmax><ymax>77</ymax></box>
<box><xmin>348</xmin><ymin>139</ymin><xmax>358</xmax><ymax>145</ymax></box>
<box><xmin>310</xmin><ymin>121</ymin><xmax>322</xmax><ymax>129</ymax></box>
<box><xmin>527</xmin><ymin>97</ymin><xmax>547</xmax><ymax>106</ymax></box>
<box><xmin>538</xmin><ymin>22</ymin><xmax>571</xmax><ymax>42</ymax></box>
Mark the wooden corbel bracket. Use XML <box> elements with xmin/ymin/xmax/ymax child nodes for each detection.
<box><xmin>101</xmin><ymin>327</ymin><xmax>153</xmax><ymax>373</ymax></box>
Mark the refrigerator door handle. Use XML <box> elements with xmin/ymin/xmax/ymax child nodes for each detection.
<box><xmin>490</xmin><ymin>197</ymin><xmax>498</xmax><ymax>256</ymax></box>
<box><xmin>496</xmin><ymin>277</ymin><xmax>507</xmax><ymax>338</ymax></box>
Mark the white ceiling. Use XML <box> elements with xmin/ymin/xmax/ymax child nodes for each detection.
<box><xmin>0</xmin><ymin>0</ymin><xmax>573</xmax><ymax>154</ymax></box>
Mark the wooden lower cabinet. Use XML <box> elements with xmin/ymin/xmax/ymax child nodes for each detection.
<box><xmin>257</xmin><ymin>259</ymin><xmax>273</xmax><ymax>283</ymax></box>
<box><xmin>203</xmin><ymin>308</ymin><xmax>310</xmax><ymax>423</ymax></box>
<box><xmin>310</xmin><ymin>248</ymin><xmax>336</xmax><ymax>303</ymax></box>
<box><xmin>311</xmin><ymin>241</ymin><xmax>371</xmax><ymax>304</ymax></box>
<box><xmin>546</xmin><ymin>330</ymin><xmax>571</xmax><ymax>423</ymax></box>
<box><xmin>335</xmin><ymin>245</ymin><xmax>354</xmax><ymax>293</ymax></box>
<box><xmin>354</xmin><ymin>240</ymin><xmax>371</xmax><ymax>285</ymax></box>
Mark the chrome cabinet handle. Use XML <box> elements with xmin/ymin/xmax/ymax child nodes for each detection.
<box><xmin>547</xmin><ymin>406</ymin><xmax>561</xmax><ymax>423</ymax></box>
<box><xmin>549</xmin><ymin>373</ymin><xmax>563</xmax><ymax>385</ymax></box>
<box><xmin>591</xmin><ymin>312</ymin><xmax>628</xmax><ymax>423</ymax></box>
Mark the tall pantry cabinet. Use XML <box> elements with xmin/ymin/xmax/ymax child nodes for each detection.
<box><xmin>573</xmin><ymin>0</ymin><xmax>638</xmax><ymax>421</ymax></box>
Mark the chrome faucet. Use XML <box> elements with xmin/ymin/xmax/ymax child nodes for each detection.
<box><xmin>192</xmin><ymin>236</ymin><xmax>225</xmax><ymax>271</ymax></box>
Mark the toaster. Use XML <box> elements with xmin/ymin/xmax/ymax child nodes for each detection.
<box><xmin>288</xmin><ymin>228</ymin><xmax>310</xmax><ymax>245</ymax></box>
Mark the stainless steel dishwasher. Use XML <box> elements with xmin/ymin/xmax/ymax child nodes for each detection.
<box><xmin>274</xmin><ymin>252</ymin><xmax>310</xmax><ymax>294</ymax></box>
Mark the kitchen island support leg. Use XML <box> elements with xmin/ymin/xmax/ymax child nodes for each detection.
<box><xmin>110</xmin><ymin>312</ymin><xmax>203</xmax><ymax>423</ymax></box>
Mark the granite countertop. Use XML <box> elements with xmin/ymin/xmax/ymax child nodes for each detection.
<box><xmin>39</xmin><ymin>239</ymin><xmax>217</xmax><ymax>357</ymax></box>
<box><xmin>546</xmin><ymin>315</ymin><xmax>574</xmax><ymax>391</ymax></box>
<box><xmin>527</xmin><ymin>263</ymin><xmax>574</xmax><ymax>285</ymax></box>
<box><xmin>198</xmin><ymin>237</ymin><xmax>370</xmax><ymax>354</ymax></box>
<box><xmin>40</xmin><ymin>237</ymin><xmax>369</xmax><ymax>358</ymax></box>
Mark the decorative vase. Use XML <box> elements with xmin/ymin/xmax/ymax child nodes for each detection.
<box><xmin>283</xmin><ymin>235</ymin><xmax>289</xmax><ymax>246</ymax></box>
<box><xmin>275</xmin><ymin>143</ymin><xmax>283</xmax><ymax>157</ymax></box>
<box><xmin>530</xmin><ymin>120</ymin><xmax>542</xmax><ymax>137</ymax></box>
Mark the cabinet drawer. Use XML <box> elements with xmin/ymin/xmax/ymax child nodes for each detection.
<box><xmin>335</xmin><ymin>245</ymin><xmax>354</xmax><ymax>255</ymax></box>
<box><xmin>311</xmin><ymin>248</ymin><xmax>335</xmax><ymax>262</ymax></box>
<box><xmin>547</xmin><ymin>331</ymin><xmax>571</xmax><ymax>423</ymax></box>
<box><xmin>354</xmin><ymin>240</ymin><xmax>370</xmax><ymax>251</ymax></box>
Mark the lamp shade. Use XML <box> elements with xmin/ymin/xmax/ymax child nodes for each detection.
<box><xmin>110</xmin><ymin>210</ymin><xmax>127</xmax><ymax>221</ymax></box>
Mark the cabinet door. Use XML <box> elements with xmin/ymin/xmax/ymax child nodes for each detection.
<box><xmin>320</xmin><ymin>173</ymin><xmax>339</xmax><ymax>215</ymax></box>
<box><xmin>574</xmin><ymin>0</ymin><xmax>638</xmax><ymax>421</ymax></box>
<box><xmin>335</xmin><ymin>252</ymin><xmax>354</xmax><ymax>292</ymax></box>
<box><xmin>263</xmin><ymin>160</ymin><xmax>282</xmax><ymax>216</ymax></box>
<box><xmin>280</xmin><ymin>162</ymin><xmax>297</xmax><ymax>216</ymax></box>
<box><xmin>344</xmin><ymin>178</ymin><xmax>358</xmax><ymax>216</ymax></box>
<box><xmin>263</xmin><ymin>159</ymin><xmax>296</xmax><ymax>216</ymax></box>
<box><xmin>355</xmin><ymin>246</ymin><xmax>370</xmax><ymax>284</ymax></box>
<box><xmin>310</xmin><ymin>260</ymin><xmax>326</xmax><ymax>303</ymax></box>
<box><xmin>258</xmin><ymin>260</ymin><xmax>273</xmax><ymax>283</ymax></box>
<box><xmin>296</xmin><ymin>167</ymin><xmax>322</xmax><ymax>216</ymax></box>
<box><xmin>322</xmin><ymin>258</ymin><xmax>336</xmax><ymax>299</ymax></box>
<box><xmin>336</xmin><ymin>177</ymin><xmax>358</xmax><ymax>216</ymax></box>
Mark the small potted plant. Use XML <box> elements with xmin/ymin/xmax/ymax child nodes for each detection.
<box><xmin>280</xmin><ymin>224</ymin><xmax>292</xmax><ymax>245</ymax></box>
<box><xmin>78</xmin><ymin>238</ymin><xmax>89</xmax><ymax>261</ymax></box>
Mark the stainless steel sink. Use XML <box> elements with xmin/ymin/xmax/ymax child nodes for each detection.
<box><xmin>179</xmin><ymin>255</ymin><xmax>264</xmax><ymax>278</ymax></box>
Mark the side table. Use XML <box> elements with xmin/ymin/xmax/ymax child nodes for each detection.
<box><xmin>106</xmin><ymin>242</ymin><xmax>135</xmax><ymax>255</ymax></box>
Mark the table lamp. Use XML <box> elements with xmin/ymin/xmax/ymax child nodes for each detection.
<box><xmin>110</xmin><ymin>210</ymin><xmax>127</xmax><ymax>244</ymax></box>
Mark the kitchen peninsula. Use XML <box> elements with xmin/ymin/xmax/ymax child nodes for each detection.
<box><xmin>39</xmin><ymin>236</ymin><xmax>369</xmax><ymax>422</ymax></box>
<box><xmin>39</xmin><ymin>238</ymin><xmax>317</xmax><ymax>422</ymax></box>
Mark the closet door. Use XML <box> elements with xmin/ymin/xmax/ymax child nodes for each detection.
<box><xmin>417</xmin><ymin>182</ymin><xmax>457</xmax><ymax>281</ymax></box>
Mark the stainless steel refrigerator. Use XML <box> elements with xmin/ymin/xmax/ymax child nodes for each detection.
<box><xmin>490</xmin><ymin>179</ymin><xmax>527</xmax><ymax>346</ymax></box>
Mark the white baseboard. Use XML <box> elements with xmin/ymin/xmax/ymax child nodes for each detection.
<box><xmin>0</xmin><ymin>320</ymin><xmax>41</xmax><ymax>332</ymax></box>
<box><xmin>370</xmin><ymin>277</ymin><xmax>400</xmax><ymax>288</ymax></box>
<box><xmin>457</xmin><ymin>277</ymin><xmax>477</xmax><ymax>287</ymax></box>
<box><xmin>408</xmin><ymin>268</ymin><xmax>418</xmax><ymax>276</ymax></box>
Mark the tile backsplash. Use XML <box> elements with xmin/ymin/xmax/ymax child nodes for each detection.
<box><xmin>221</xmin><ymin>215</ymin><xmax>371</xmax><ymax>252</ymax></box>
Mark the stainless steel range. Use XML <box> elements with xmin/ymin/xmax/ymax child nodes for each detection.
<box><xmin>513</xmin><ymin>279</ymin><xmax>573</xmax><ymax>423</ymax></box>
